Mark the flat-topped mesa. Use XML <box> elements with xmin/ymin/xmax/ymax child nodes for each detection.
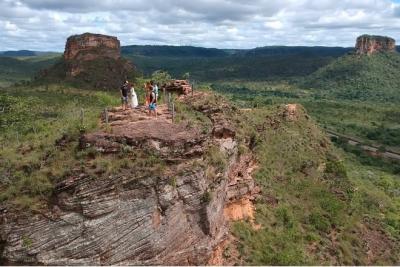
<box><xmin>355</xmin><ymin>35</ymin><xmax>396</xmax><ymax>55</ymax></box>
<box><xmin>35</xmin><ymin>32</ymin><xmax>136</xmax><ymax>89</ymax></box>
<box><xmin>64</xmin><ymin>33</ymin><xmax>121</xmax><ymax>61</ymax></box>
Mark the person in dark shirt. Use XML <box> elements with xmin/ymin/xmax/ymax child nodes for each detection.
<box><xmin>120</xmin><ymin>81</ymin><xmax>130</xmax><ymax>110</ymax></box>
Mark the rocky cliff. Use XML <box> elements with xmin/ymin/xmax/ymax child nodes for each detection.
<box><xmin>37</xmin><ymin>33</ymin><xmax>135</xmax><ymax>89</ymax></box>
<box><xmin>64</xmin><ymin>33</ymin><xmax>120</xmax><ymax>62</ymax></box>
<box><xmin>355</xmin><ymin>35</ymin><xmax>396</xmax><ymax>55</ymax></box>
<box><xmin>0</xmin><ymin>93</ymin><xmax>259</xmax><ymax>265</ymax></box>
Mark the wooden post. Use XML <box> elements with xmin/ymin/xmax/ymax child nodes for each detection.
<box><xmin>80</xmin><ymin>108</ymin><xmax>84</xmax><ymax>125</ymax></box>
<box><xmin>191</xmin><ymin>81</ymin><xmax>194</xmax><ymax>97</ymax></box>
<box><xmin>172</xmin><ymin>103</ymin><xmax>175</xmax><ymax>122</ymax></box>
<box><xmin>105</xmin><ymin>108</ymin><xmax>109</xmax><ymax>125</ymax></box>
<box><xmin>168</xmin><ymin>93</ymin><xmax>172</xmax><ymax>111</ymax></box>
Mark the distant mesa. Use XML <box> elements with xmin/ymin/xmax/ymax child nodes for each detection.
<box><xmin>355</xmin><ymin>35</ymin><xmax>396</xmax><ymax>55</ymax></box>
<box><xmin>37</xmin><ymin>33</ymin><xmax>135</xmax><ymax>89</ymax></box>
<box><xmin>64</xmin><ymin>33</ymin><xmax>121</xmax><ymax>62</ymax></box>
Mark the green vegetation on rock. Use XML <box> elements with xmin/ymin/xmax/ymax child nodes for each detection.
<box><xmin>230</xmin><ymin>104</ymin><xmax>400</xmax><ymax>265</ymax></box>
<box><xmin>301</xmin><ymin>52</ymin><xmax>400</xmax><ymax>102</ymax></box>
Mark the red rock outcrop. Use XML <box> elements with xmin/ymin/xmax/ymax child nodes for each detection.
<box><xmin>36</xmin><ymin>33</ymin><xmax>135</xmax><ymax>90</ymax></box>
<box><xmin>355</xmin><ymin>35</ymin><xmax>396</xmax><ymax>55</ymax></box>
<box><xmin>64</xmin><ymin>33</ymin><xmax>121</xmax><ymax>61</ymax></box>
<box><xmin>164</xmin><ymin>80</ymin><xmax>192</xmax><ymax>95</ymax></box>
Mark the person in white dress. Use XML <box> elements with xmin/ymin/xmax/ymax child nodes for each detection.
<box><xmin>131</xmin><ymin>86</ymin><xmax>138</xmax><ymax>108</ymax></box>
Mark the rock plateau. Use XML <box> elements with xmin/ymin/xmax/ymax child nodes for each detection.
<box><xmin>355</xmin><ymin>35</ymin><xmax>396</xmax><ymax>55</ymax></box>
<box><xmin>37</xmin><ymin>33</ymin><xmax>135</xmax><ymax>89</ymax></box>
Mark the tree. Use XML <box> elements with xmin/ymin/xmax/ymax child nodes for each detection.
<box><xmin>377</xmin><ymin>145</ymin><xmax>386</xmax><ymax>153</ymax></box>
<box><xmin>151</xmin><ymin>70</ymin><xmax>171</xmax><ymax>85</ymax></box>
<box><xmin>182</xmin><ymin>72</ymin><xmax>190</xmax><ymax>80</ymax></box>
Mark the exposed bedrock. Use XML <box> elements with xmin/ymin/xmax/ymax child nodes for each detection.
<box><xmin>0</xmin><ymin>94</ymin><xmax>258</xmax><ymax>265</ymax></box>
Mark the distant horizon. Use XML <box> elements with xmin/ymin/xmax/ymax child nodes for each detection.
<box><xmin>0</xmin><ymin>42</ymin><xmax>360</xmax><ymax>53</ymax></box>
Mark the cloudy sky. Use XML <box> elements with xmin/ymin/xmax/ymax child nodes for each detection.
<box><xmin>1</xmin><ymin>0</ymin><xmax>400</xmax><ymax>51</ymax></box>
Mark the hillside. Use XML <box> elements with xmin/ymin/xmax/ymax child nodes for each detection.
<box><xmin>0</xmin><ymin>56</ymin><xmax>59</xmax><ymax>87</ymax></box>
<box><xmin>0</xmin><ymin>50</ymin><xmax>59</xmax><ymax>57</ymax></box>
<box><xmin>301</xmin><ymin>52</ymin><xmax>400</xmax><ymax>102</ymax></box>
<box><xmin>121</xmin><ymin>45</ymin><xmax>353</xmax><ymax>81</ymax></box>
<box><xmin>243</xmin><ymin>46</ymin><xmax>353</xmax><ymax>57</ymax></box>
<box><xmin>0</xmin><ymin>45</ymin><xmax>358</xmax><ymax>86</ymax></box>
<box><xmin>125</xmin><ymin>54</ymin><xmax>337</xmax><ymax>81</ymax></box>
<box><xmin>121</xmin><ymin>45</ymin><xmax>229</xmax><ymax>57</ymax></box>
<box><xmin>0</xmin><ymin>84</ymin><xmax>399</xmax><ymax>265</ymax></box>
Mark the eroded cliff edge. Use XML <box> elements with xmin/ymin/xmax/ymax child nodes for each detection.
<box><xmin>0</xmin><ymin>92</ymin><xmax>260</xmax><ymax>265</ymax></box>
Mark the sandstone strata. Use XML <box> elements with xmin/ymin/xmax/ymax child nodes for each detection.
<box><xmin>64</xmin><ymin>33</ymin><xmax>120</xmax><ymax>61</ymax></box>
<box><xmin>164</xmin><ymin>80</ymin><xmax>193</xmax><ymax>95</ymax></box>
<box><xmin>0</xmin><ymin>93</ymin><xmax>259</xmax><ymax>265</ymax></box>
<box><xmin>355</xmin><ymin>35</ymin><xmax>396</xmax><ymax>55</ymax></box>
<box><xmin>37</xmin><ymin>33</ymin><xmax>135</xmax><ymax>89</ymax></box>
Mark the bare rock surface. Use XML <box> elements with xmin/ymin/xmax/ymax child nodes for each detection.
<box><xmin>37</xmin><ymin>33</ymin><xmax>135</xmax><ymax>89</ymax></box>
<box><xmin>165</xmin><ymin>80</ymin><xmax>193</xmax><ymax>95</ymax></box>
<box><xmin>64</xmin><ymin>33</ymin><xmax>121</xmax><ymax>61</ymax></box>
<box><xmin>355</xmin><ymin>35</ymin><xmax>396</xmax><ymax>55</ymax></box>
<box><xmin>0</xmin><ymin>93</ymin><xmax>258</xmax><ymax>265</ymax></box>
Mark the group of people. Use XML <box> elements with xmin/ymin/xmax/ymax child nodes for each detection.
<box><xmin>120</xmin><ymin>80</ymin><xmax>159</xmax><ymax>117</ymax></box>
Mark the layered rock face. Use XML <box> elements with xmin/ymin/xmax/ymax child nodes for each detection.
<box><xmin>355</xmin><ymin>35</ymin><xmax>396</xmax><ymax>55</ymax></box>
<box><xmin>0</xmin><ymin>93</ymin><xmax>258</xmax><ymax>265</ymax></box>
<box><xmin>64</xmin><ymin>33</ymin><xmax>120</xmax><ymax>61</ymax></box>
<box><xmin>37</xmin><ymin>33</ymin><xmax>135</xmax><ymax>89</ymax></box>
<box><xmin>165</xmin><ymin>80</ymin><xmax>193</xmax><ymax>95</ymax></box>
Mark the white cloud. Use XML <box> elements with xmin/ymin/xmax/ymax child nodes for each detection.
<box><xmin>0</xmin><ymin>0</ymin><xmax>399</xmax><ymax>51</ymax></box>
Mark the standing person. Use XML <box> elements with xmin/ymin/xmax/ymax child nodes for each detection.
<box><xmin>161</xmin><ymin>83</ymin><xmax>167</xmax><ymax>104</ymax></box>
<box><xmin>145</xmin><ymin>82</ymin><xmax>151</xmax><ymax>106</ymax></box>
<box><xmin>131</xmin><ymin>85</ymin><xmax>138</xmax><ymax>108</ymax></box>
<box><xmin>126</xmin><ymin>81</ymin><xmax>132</xmax><ymax>109</ymax></box>
<box><xmin>120</xmin><ymin>81</ymin><xmax>129</xmax><ymax>110</ymax></box>
<box><xmin>154</xmin><ymin>82</ymin><xmax>159</xmax><ymax>102</ymax></box>
<box><xmin>148</xmin><ymin>88</ymin><xmax>157</xmax><ymax>118</ymax></box>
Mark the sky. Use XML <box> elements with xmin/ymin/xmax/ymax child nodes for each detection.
<box><xmin>0</xmin><ymin>0</ymin><xmax>400</xmax><ymax>51</ymax></box>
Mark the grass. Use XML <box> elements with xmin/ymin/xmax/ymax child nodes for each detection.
<box><xmin>173</xmin><ymin>99</ymin><xmax>212</xmax><ymax>133</ymax></box>
<box><xmin>211</xmin><ymin>80</ymin><xmax>400</xmax><ymax>148</ymax></box>
<box><xmin>228</xmin><ymin>104</ymin><xmax>400</xmax><ymax>265</ymax></box>
<box><xmin>0</xmin><ymin>84</ymin><xmax>120</xmax><ymax>209</ymax></box>
<box><xmin>213</xmin><ymin>77</ymin><xmax>400</xmax><ymax>264</ymax></box>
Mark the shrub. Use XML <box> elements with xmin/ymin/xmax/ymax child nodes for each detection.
<box><xmin>201</xmin><ymin>191</ymin><xmax>212</xmax><ymax>203</ymax></box>
<box><xmin>206</xmin><ymin>146</ymin><xmax>227</xmax><ymax>172</ymax></box>
<box><xmin>325</xmin><ymin>159</ymin><xmax>347</xmax><ymax>178</ymax></box>
<box><xmin>275</xmin><ymin>207</ymin><xmax>294</xmax><ymax>229</ymax></box>
<box><xmin>308</xmin><ymin>212</ymin><xmax>330</xmax><ymax>232</ymax></box>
